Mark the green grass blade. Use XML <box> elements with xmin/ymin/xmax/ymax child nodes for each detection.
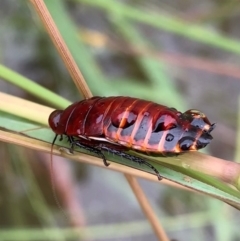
<box><xmin>79</xmin><ymin>0</ymin><xmax>240</xmax><ymax>54</ymax></box>
<box><xmin>110</xmin><ymin>17</ymin><xmax>185</xmax><ymax>109</ymax></box>
<box><xmin>0</xmin><ymin>65</ymin><xmax>71</xmax><ymax>108</ymax></box>
<box><xmin>1</xmin><ymin>112</ymin><xmax>240</xmax><ymax>210</ymax></box>
<box><xmin>44</xmin><ymin>0</ymin><xmax>117</xmax><ymax>96</ymax></box>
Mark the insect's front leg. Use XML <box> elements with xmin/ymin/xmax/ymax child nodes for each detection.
<box><xmin>67</xmin><ymin>136</ymin><xmax>75</xmax><ymax>153</ymax></box>
<box><xmin>68</xmin><ymin>137</ymin><xmax>110</xmax><ymax>166</ymax></box>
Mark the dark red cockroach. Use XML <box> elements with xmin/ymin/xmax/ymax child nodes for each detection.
<box><xmin>48</xmin><ymin>96</ymin><xmax>215</xmax><ymax>180</ymax></box>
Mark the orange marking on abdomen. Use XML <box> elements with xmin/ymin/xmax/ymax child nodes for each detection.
<box><xmin>129</xmin><ymin>102</ymin><xmax>152</xmax><ymax>148</ymax></box>
<box><xmin>157</xmin><ymin>131</ymin><xmax>168</xmax><ymax>152</ymax></box>
<box><xmin>116</xmin><ymin>99</ymin><xmax>138</xmax><ymax>144</ymax></box>
<box><xmin>142</xmin><ymin>121</ymin><xmax>153</xmax><ymax>152</ymax></box>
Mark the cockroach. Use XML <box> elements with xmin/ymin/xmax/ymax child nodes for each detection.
<box><xmin>48</xmin><ymin>96</ymin><xmax>215</xmax><ymax>180</ymax></box>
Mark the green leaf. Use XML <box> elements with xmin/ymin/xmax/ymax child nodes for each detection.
<box><xmin>0</xmin><ymin>65</ymin><xmax>71</xmax><ymax>108</ymax></box>
<box><xmin>1</xmin><ymin>111</ymin><xmax>240</xmax><ymax>210</ymax></box>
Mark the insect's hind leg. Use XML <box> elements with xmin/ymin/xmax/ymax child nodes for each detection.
<box><xmin>100</xmin><ymin>146</ymin><xmax>162</xmax><ymax>180</ymax></box>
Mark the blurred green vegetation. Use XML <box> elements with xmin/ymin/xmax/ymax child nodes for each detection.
<box><xmin>1</xmin><ymin>0</ymin><xmax>240</xmax><ymax>241</ymax></box>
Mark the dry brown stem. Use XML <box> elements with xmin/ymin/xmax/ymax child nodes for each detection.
<box><xmin>29</xmin><ymin>1</ymin><xmax>170</xmax><ymax>240</ymax></box>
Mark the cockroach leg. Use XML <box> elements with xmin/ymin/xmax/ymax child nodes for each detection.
<box><xmin>68</xmin><ymin>136</ymin><xmax>75</xmax><ymax>154</ymax></box>
<box><xmin>68</xmin><ymin>137</ymin><xmax>110</xmax><ymax>166</ymax></box>
<box><xmin>100</xmin><ymin>146</ymin><xmax>162</xmax><ymax>180</ymax></box>
<box><xmin>75</xmin><ymin>142</ymin><xmax>110</xmax><ymax>166</ymax></box>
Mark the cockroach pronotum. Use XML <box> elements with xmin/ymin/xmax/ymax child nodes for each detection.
<box><xmin>48</xmin><ymin>96</ymin><xmax>215</xmax><ymax>180</ymax></box>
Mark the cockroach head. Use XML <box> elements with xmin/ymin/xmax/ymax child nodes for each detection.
<box><xmin>177</xmin><ymin>109</ymin><xmax>215</xmax><ymax>151</ymax></box>
<box><xmin>183</xmin><ymin>109</ymin><xmax>215</xmax><ymax>133</ymax></box>
<box><xmin>48</xmin><ymin>110</ymin><xmax>64</xmax><ymax>134</ymax></box>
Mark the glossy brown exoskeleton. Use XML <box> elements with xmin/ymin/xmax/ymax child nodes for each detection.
<box><xmin>49</xmin><ymin>96</ymin><xmax>215</xmax><ymax>179</ymax></box>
